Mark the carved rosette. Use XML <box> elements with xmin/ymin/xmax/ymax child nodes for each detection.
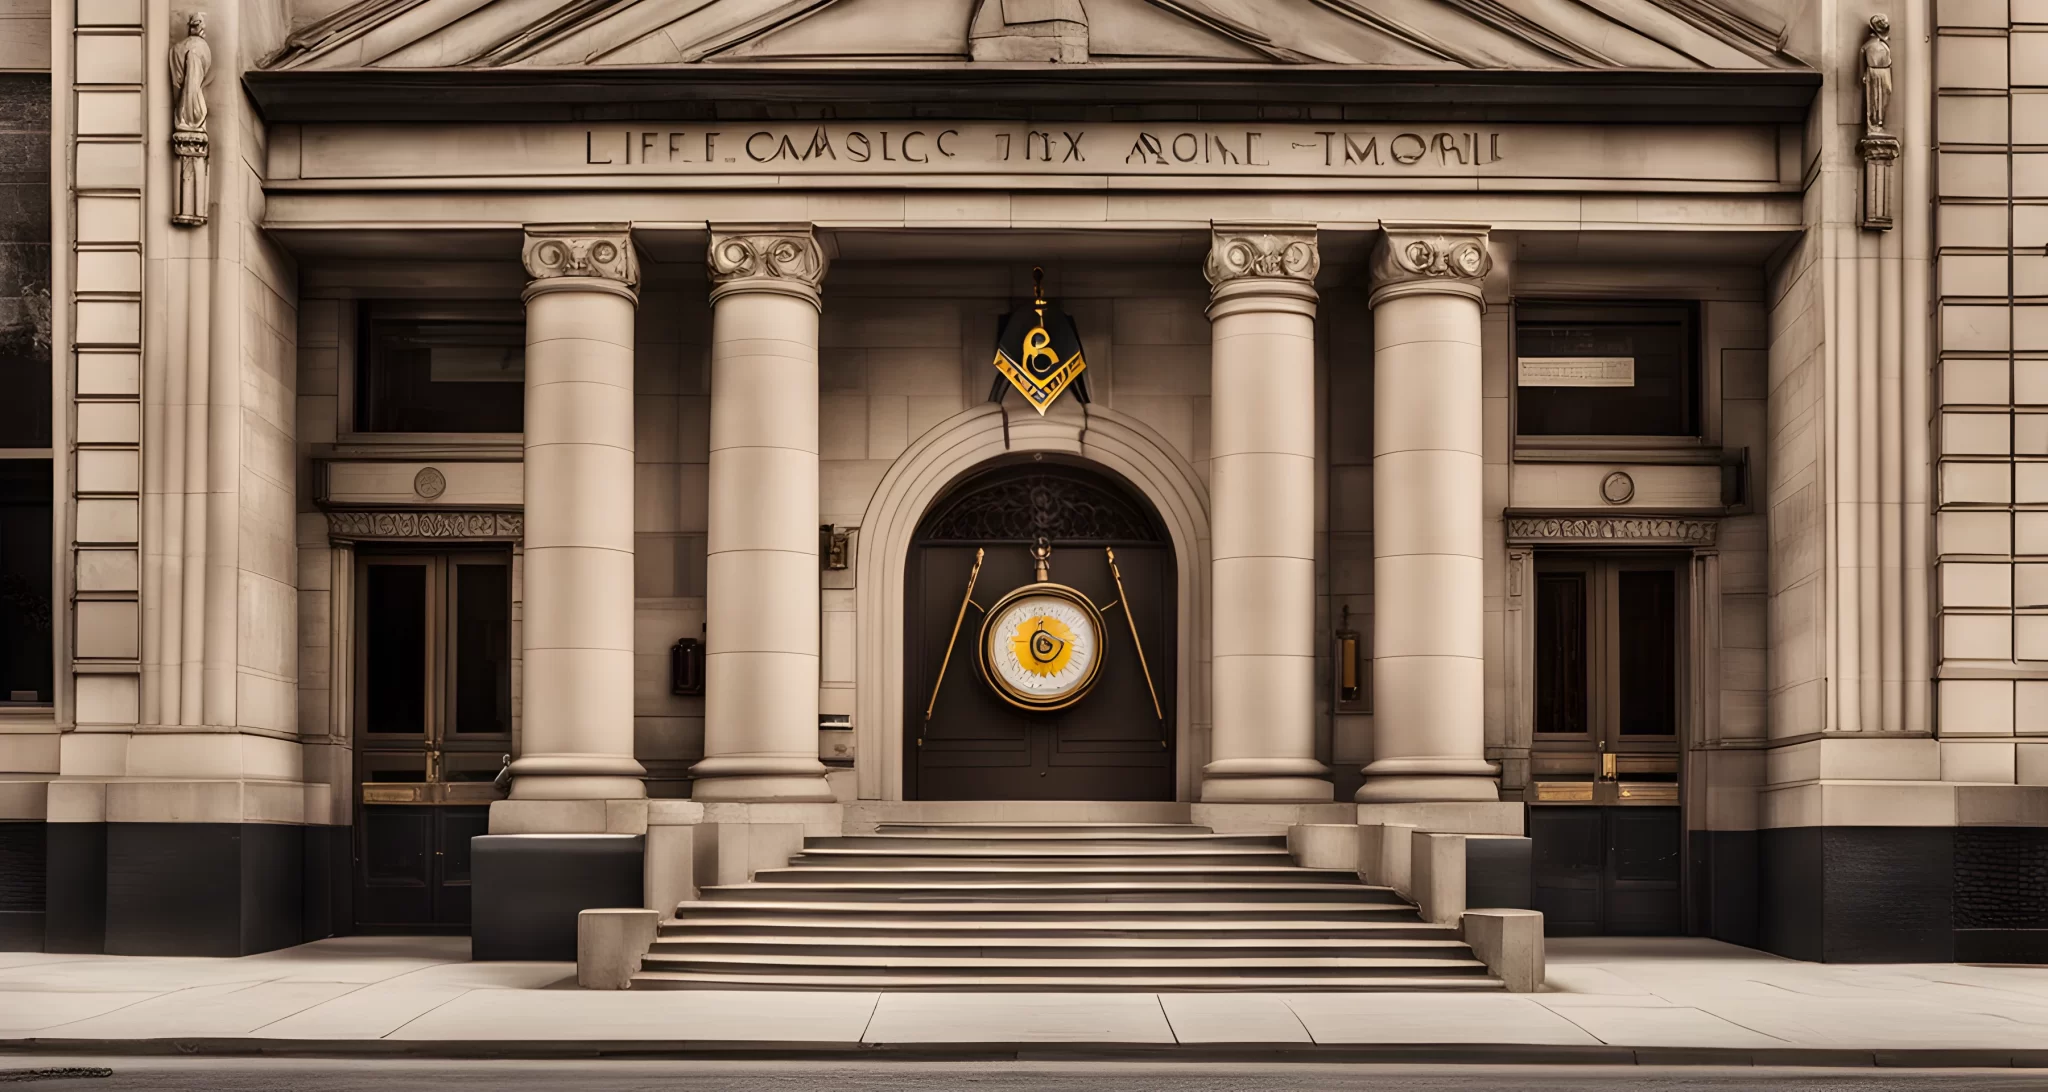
<box><xmin>521</xmin><ymin>224</ymin><xmax>639</xmax><ymax>296</ymax></box>
<box><xmin>326</xmin><ymin>510</ymin><xmax>524</xmax><ymax>542</ymax></box>
<box><xmin>1203</xmin><ymin>226</ymin><xmax>1320</xmax><ymax>292</ymax></box>
<box><xmin>707</xmin><ymin>227</ymin><xmax>828</xmax><ymax>305</ymax></box>
<box><xmin>1369</xmin><ymin>223</ymin><xmax>1492</xmax><ymax>306</ymax></box>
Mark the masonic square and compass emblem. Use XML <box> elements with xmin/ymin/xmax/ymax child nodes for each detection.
<box><xmin>990</xmin><ymin>267</ymin><xmax>1091</xmax><ymax>415</ymax></box>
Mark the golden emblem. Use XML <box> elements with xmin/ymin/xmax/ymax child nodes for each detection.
<box><xmin>992</xmin><ymin>266</ymin><xmax>1089</xmax><ymax>416</ymax></box>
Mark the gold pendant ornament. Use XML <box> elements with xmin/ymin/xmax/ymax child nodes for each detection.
<box><xmin>975</xmin><ymin>540</ymin><xmax>1105</xmax><ymax>710</ymax></box>
<box><xmin>991</xmin><ymin>266</ymin><xmax>1090</xmax><ymax>416</ymax></box>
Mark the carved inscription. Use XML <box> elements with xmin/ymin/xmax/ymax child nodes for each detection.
<box><xmin>575</xmin><ymin>123</ymin><xmax>1505</xmax><ymax>174</ymax></box>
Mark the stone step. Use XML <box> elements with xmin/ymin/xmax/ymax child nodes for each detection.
<box><xmin>794</xmin><ymin>848</ymin><xmax>1298</xmax><ymax>866</ymax></box>
<box><xmin>817</xmin><ymin>834</ymin><xmax>1288</xmax><ymax>850</ymax></box>
<box><xmin>671</xmin><ymin>898</ymin><xmax>1425</xmax><ymax>919</ymax></box>
<box><xmin>660</xmin><ymin>915</ymin><xmax>1450</xmax><ymax>937</ymax></box>
<box><xmin>642</xmin><ymin>952</ymin><xmax>1493</xmax><ymax>976</ymax></box>
<box><xmin>753</xmin><ymin>865</ymin><xmax>1359</xmax><ymax>884</ymax></box>
<box><xmin>872</xmin><ymin>822</ymin><xmax>1216</xmax><ymax>836</ymax></box>
<box><xmin>630</xmin><ymin>970</ymin><xmax>1507</xmax><ymax>992</ymax></box>
<box><xmin>648</xmin><ymin>935</ymin><xmax>1474</xmax><ymax>959</ymax></box>
<box><xmin>699</xmin><ymin>881</ymin><xmax>1405</xmax><ymax>903</ymax></box>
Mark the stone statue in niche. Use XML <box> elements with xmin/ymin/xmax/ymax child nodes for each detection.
<box><xmin>168</xmin><ymin>12</ymin><xmax>212</xmax><ymax>227</ymax></box>
<box><xmin>1857</xmin><ymin>14</ymin><xmax>1899</xmax><ymax>231</ymax></box>
<box><xmin>1862</xmin><ymin>14</ymin><xmax>1892</xmax><ymax>133</ymax></box>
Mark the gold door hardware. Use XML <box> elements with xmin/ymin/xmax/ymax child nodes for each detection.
<box><xmin>923</xmin><ymin>547</ymin><xmax>987</xmax><ymax>740</ymax></box>
<box><xmin>1104</xmin><ymin>547</ymin><xmax>1166</xmax><ymax>744</ymax></box>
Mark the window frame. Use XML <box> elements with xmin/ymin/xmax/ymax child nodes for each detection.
<box><xmin>338</xmin><ymin>299</ymin><xmax>527</xmax><ymax>447</ymax></box>
<box><xmin>1510</xmin><ymin>298</ymin><xmax>1719</xmax><ymax>455</ymax></box>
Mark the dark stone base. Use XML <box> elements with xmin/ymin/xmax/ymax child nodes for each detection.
<box><xmin>43</xmin><ymin>822</ymin><xmax>348</xmax><ymax>956</ymax></box>
<box><xmin>1689</xmin><ymin>829</ymin><xmax>1759</xmax><ymax>948</ymax></box>
<box><xmin>1757</xmin><ymin>826</ymin><xmax>2048</xmax><ymax>964</ymax></box>
<box><xmin>0</xmin><ymin>821</ymin><xmax>47</xmax><ymax>951</ymax></box>
<box><xmin>471</xmin><ymin>834</ymin><xmax>644</xmax><ymax>961</ymax></box>
<box><xmin>1465</xmin><ymin>835</ymin><xmax>1532</xmax><ymax>911</ymax></box>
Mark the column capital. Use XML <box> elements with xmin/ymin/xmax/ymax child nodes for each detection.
<box><xmin>1368</xmin><ymin>222</ymin><xmax>1492</xmax><ymax>308</ymax></box>
<box><xmin>1204</xmin><ymin>222</ymin><xmax>1320</xmax><ymax>293</ymax></box>
<box><xmin>707</xmin><ymin>224</ymin><xmax>828</xmax><ymax>307</ymax></box>
<box><xmin>521</xmin><ymin>223</ymin><xmax>639</xmax><ymax>301</ymax></box>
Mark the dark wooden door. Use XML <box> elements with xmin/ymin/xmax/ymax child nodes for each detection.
<box><xmin>906</xmin><ymin>461</ymin><xmax>1174</xmax><ymax>801</ymax></box>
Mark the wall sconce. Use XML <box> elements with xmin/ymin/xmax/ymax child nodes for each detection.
<box><xmin>670</xmin><ymin>634</ymin><xmax>704</xmax><ymax>696</ymax></box>
<box><xmin>820</xmin><ymin>524</ymin><xmax>855</xmax><ymax>571</ymax></box>
<box><xmin>1335</xmin><ymin>604</ymin><xmax>1369</xmax><ymax>713</ymax></box>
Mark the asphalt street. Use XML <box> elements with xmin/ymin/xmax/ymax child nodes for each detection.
<box><xmin>2</xmin><ymin>1060</ymin><xmax>2047</xmax><ymax>1091</ymax></box>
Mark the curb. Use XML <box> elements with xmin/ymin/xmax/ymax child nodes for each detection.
<box><xmin>3</xmin><ymin>1040</ymin><xmax>2048</xmax><ymax>1067</ymax></box>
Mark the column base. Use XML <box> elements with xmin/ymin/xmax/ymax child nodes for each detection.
<box><xmin>1357</xmin><ymin>757</ymin><xmax>1500</xmax><ymax>804</ymax></box>
<box><xmin>506</xmin><ymin>754</ymin><xmax>648</xmax><ymax>802</ymax></box>
<box><xmin>1200</xmin><ymin>757</ymin><xmax>1334</xmax><ymax>803</ymax></box>
<box><xmin>472</xmin><ymin>834</ymin><xmax>644</xmax><ymax>961</ymax></box>
<box><xmin>688</xmin><ymin>755</ymin><xmax>836</xmax><ymax>803</ymax></box>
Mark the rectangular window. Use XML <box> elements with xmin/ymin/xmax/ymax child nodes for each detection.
<box><xmin>355</xmin><ymin>302</ymin><xmax>524</xmax><ymax>434</ymax></box>
<box><xmin>0</xmin><ymin>462</ymin><xmax>52</xmax><ymax>704</ymax></box>
<box><xmin>1515</xmin><ymin>302</ymin><xmax>1699</xmax><ymax>438</ymax></box>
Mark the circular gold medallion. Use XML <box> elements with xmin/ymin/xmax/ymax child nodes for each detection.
<box><xmin>978</xmin><ymin>583</ymin><xmax>1105</xmax><ymax>711</ymax></box>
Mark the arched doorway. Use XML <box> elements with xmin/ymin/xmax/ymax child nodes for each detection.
<box><xmin>904</xmin><ymin>457</ymin><xmax>1176</xmax><ymax>800</ymax></box>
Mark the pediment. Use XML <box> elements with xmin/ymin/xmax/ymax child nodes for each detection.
<box><xmin>262</xmin><ymin>0</ymin><xmax>1805</xmax><ymax>73</ymax></box>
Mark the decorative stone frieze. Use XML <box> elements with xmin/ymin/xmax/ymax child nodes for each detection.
<box><xmin>707</xmin><ymin>226</ymin><xmax>828</xmax><ymax>305</ymax></box>
<box><xmin>1505</xmin><ymin>516</ymin><xmax>1718</xmax><ymax>547</ymax></box>
<box><xmin>326</xmin><ymin>510</ymin><xmax>523</xmax><ymax>542</ymax></box>
<box><xmin>1368</xmin><ymin>223</ymin><xmax>1493</xmax><ymax>305</ymax></box>
<box><xmin>1203</xmin><ymin>225</ymin><xmax>1320</xmax><ymax>290</ymax></box>
<box><xmin>521</xmin><ymin>224</ymin><xmax>639</xmax><ymax>290</ymax></box>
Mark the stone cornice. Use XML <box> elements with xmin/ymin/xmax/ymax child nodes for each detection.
<box><xmin>707</xmin><ymin>226</ymin><xmax>828</xmax><ymax>306</ymax></box>
<box><xmin>327</xmin><ymin>510</ymin><xmax>524</xmax><ymax>542</ymax></box>
<box><xmin>1505</xmin><ymin>515</ymin><xmax>1717</xmax><ymax>547</ymax></box>
<box><xmin>521</xmin><ymin>223</ymin><xmax>639</xmax><ymax>291</ymax></box>
<box><xmin>1369</xmin><ymin>222</ymin><xmax>1492</xmax><ymax>307</ymax></box>
<box><xmin>1204</xmin><ymin>224</ymin><xmax>1320</xmax><ymax>292</ymax></box>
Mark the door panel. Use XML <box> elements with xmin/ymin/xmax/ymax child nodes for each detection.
<box><xmin>1530</xmin><ymin>555</ymin><xmax>1686</xmax><ymax>936</ymax></box>
<box><xmin>907</xmin><ymin>462</ymin><xmax>1174</xmax><ymax>801</ymax></box>
<box><xmin>354</xmin><ymin>552</ymin><xmax>511</xmax><ymax>932</ymax></box>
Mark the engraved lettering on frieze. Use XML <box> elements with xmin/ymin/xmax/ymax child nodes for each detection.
<box><xmin>1506</xmin><ymin>517</ymin><xmax>1717</xmax><ymax>547</ymax></box>
<box><xmin>573</xmin><ymin>125</ymin><xmax>1504</xmax><ymax>175</ymax></box>
<box><xmin>327</xmin><ymin>511</ymin><xmax>523</xmax><ymax>541</ymax></box>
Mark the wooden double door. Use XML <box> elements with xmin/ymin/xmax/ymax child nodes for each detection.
<box><xmin>1529</xmin><ymin>555</ymin><xmax>1687</xmax><ymax>936</ymax></box>
<box><xmin>906</xmin><ymin>460</ymin><xmax>1175</xmax><ymax>801</ymax></box>
<box><xmin>352</xmin><ymin>550</ymin><xmax>512</xmax><ymax>931</ymax></box>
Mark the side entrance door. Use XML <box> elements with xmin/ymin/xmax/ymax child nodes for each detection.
<box><xmin>1528</xmin><ymin>555</ymin><xmax>1687</xmax><ymax>936</ymax></box>
<box><xmin>906</xmin><ymin>460</ymin><xmax>1175</xmax><ymax>801</ymax></box>
<box><xmin>353</xmin><ymin>551</ymin><xmax>512</xmax><ymax>931</ymax></box>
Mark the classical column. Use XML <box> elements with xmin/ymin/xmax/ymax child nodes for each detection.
<box><xmin>1200</xmin><ymin>224</ymin><xmax>1333</xmax><ymax>803</ymax></box>
<box><xmin>508</xmin><ymin>225</ymin><xmax>647</xmax><ymax>801</ymax></box>
<box><xmin>690</xmin><ymin>227</ymin><xmax>836</xmax><ymax>803</ymax></box>
<box><xmin>1359</xmin><ymin>223</ymin><xmax>1499</xmax><ymax>803</ymax></box>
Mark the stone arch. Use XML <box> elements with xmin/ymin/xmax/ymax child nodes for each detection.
<box><xmin>854</xmin><ymin>404</ymin><xmax>1211</xmax><ymax>801</ymax></box>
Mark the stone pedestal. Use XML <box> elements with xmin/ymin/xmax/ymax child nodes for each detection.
<box><xmin>1198</xmin><ymin>224</ymin><xmax>1333</xmax><ymax>804</ymax></box>
<box><xmin>1359</xmin><ymin>223</ymin><xmax>1500</xmax><ymax>805</ymax></box>
<box><xmin>690</xmin><ymin>227</ymin><xmax>836</xmax><ymax>804</ymax></box>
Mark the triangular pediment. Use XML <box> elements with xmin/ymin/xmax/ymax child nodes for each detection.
<box><xmin>262</xmin><ymin>0</ymin><xmax>1803</xmax><ymax>73</ymax></box>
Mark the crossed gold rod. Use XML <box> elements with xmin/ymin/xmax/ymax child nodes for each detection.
<box><xmin>1105</xmin><ymin>546</ymin><xmax>1166</xmax><ymax>727</ymax></box>
<box><xmin>922</xmin><ymin>547</ymin><xmax>986</xmax><ymax>740</ymax></box>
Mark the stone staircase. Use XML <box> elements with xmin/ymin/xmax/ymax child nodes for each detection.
<box><xmin>631</xmin><ymin>821</ymin><xmax>1503</xmax><ymax>990</ymax></box>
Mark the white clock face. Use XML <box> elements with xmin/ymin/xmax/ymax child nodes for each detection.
<box><xmin>980</xmin><ymin>588</ymin><xmax>1103</xmax><ymax>709</ymax></box>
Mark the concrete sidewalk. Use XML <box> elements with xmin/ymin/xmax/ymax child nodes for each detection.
<box><xmin>1</xmin><ymin>937</ymin><xmax>2046</xmax><ymax>1066</ymax></box>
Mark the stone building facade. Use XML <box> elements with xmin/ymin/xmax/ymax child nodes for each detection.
<box><xmin>1</xmin><ymin>0</ymin><xmax>2044</xmax><ymax>964</ymax></box>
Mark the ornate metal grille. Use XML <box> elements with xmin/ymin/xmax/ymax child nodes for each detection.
<box><xmin>916</xmin><ymin>466</ymin><xmax>1161</xmax><ymax>543</ymax></box>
